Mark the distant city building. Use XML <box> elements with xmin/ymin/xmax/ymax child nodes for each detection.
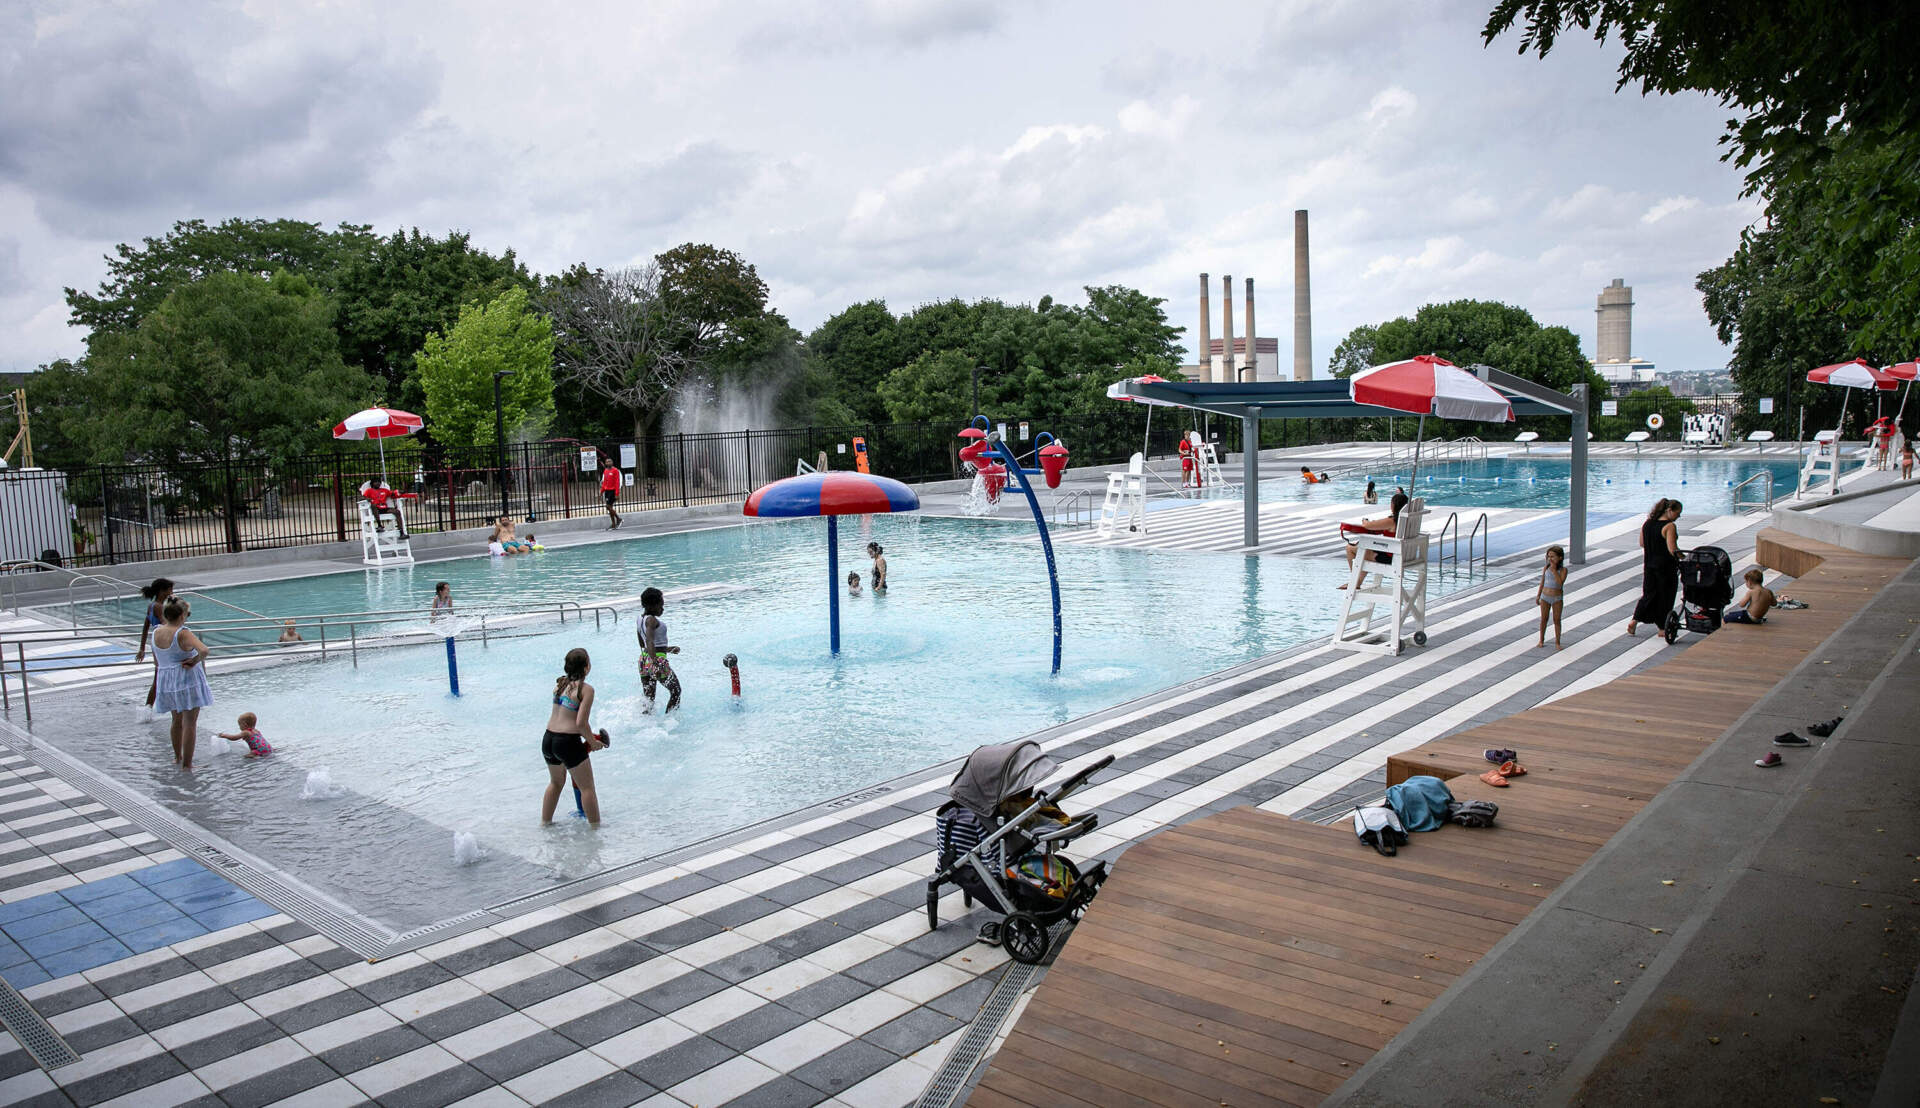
<box><xmin>1591</xmin><ymin>278</ymin><xmax>1656</xmax><ymax>394</ymax></box>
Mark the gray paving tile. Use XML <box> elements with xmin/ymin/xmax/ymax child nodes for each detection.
<box><xmin>378</xmin><ymin>1062</ymin><xmax>495</xmax><ymax>1108</ymax></box>
<box><xmin>28</xmin><ymin>982</ymin><xmax>108</xmax><ymax>1017</ymax></box>
<box><xmin>763</xmin><ymin>920</ymin><xmax>845</xmax><ymax>960</ymax></box>
<box><xmin>63</xmin><ymin>1014</ymin><xmax>142</xmax><ymax>1054</ymax></box>
<box><xmin>568</xmin><ymin>939</ymin><xmax>659</xmax><ymax>981</ymax></box>
<box><xmin>468</xmin><ymin>1028</ymin><xmax>576</xmax><ymax>1083</ymax></box>
<box><xmin>178</xmin><ymin>931</ymin><xmax>277</xmax><ymax>970</ymax></box>
<box><xmin>632</xmin><ymin>967</ymin><xmax>730</xmax><ymax>1015</ymax></box>
<box><xmin>217</xmin><ymin>1057</ymin><xmax>342</xmax><ymax>1108</ymax></box>
<box><xmin>225</xmin><ymin>957</ymin><xmax>327</xmax><ymax>1001</ymax></box>
<box><xmin>545</xmin><ymin>1068</ymin><xmax>658</xmax><ymax>1108</ymax></box>
<box><xmin>702</xmin><ymin>896</ymin><xmax>785</xmax><ymax>930</ymax></box>
<box><xmin>704</xmin><ymin>944</ymin><xmax>794</xmax><ymax>985</ymax></box>
<box><xmin>692</xmin><ymin>854</ymin><xmax>771</xmax><ymax>883</ymax></box>
<box><xmin>60</xmin><ymin>1050</ymin><xmax>188</xmax><ymax>1106</ymax></box>
<box><xmin>643</xmin><ymin>917</ymin><xmax>725</xmax><ymax>952</ymax></box>
<box><xmin>790</xmin><ymin>1038</ymin><xmax>896</xmax><ymax>1097</ymax></box>
<box><xmin>171</xmin><ymin>1015</ymin><xmax>283</xmax><ymax>1069</ymax></box>
<box><xmin>704</xmin><ymin>1000</ymin><xmax>809</xmax><ymax>1053</ymax></box>
<box><xmin>925</xmin><ymin>973</ymin><xmax>996</xmax><ymax>1020</ymax></box>
<box><xmin>624</xmin><ymin>1032</ymin><xmax>734</xmax><ymax>1090</ymax></box>
<box><xmin>124</xmin><ymin>984</ymin><xmax>243</xmax><ymax>1033</ymax></box>
<box><xmin>724</xmin><ymin>1074</ymin><xmax>826</xmax><ymax>1107</ymax></box>
<box><xmin>317</xmin><ymin>1023</ymin><xmax>431</xmax><ymax>1075</ymax></box>
<box><xmin>494</xmin><ymin>966</ymin><xmax>590</xmax><ymax>1011</ymax></box>
<box><xmin>748</xmin><ymin>838</ymin><xmax>817</xmax><ymax>865</ymax></box>
<box><xmin>408</xmin><ymin>994</ymin><xmax>515</xmax><ymax>1041</ymax></box>
<box><xmin>842</xmin><ymin>948</ymin><xmax>933</xmax><ymax>988</ymax></box>
<box><xmin>863</xmin><ymin>1005</ymin><xmax>965</xmax><ymax>1057</ymax></box>
<box><xmin>431</xmin><ymin>937</ymin><xmax>532</xmax><ymax>978</ymax></box>
<box><xmin>774</xmin><ymin>973</ymin><xmax>869</xmax><ymax>1019</ymax></box>
<box><xmin>352</xmin><ymin>961</ymin><xmax>456</xmax><ymax>1005</ymax></box>
<box><xmin>646</xmin><ymin>872</ymin><xmax>720</xmax><ymax>903</ymax></box>
<box><xmin>510</xmin><ymin>913</ymin><xmax>599</xmax><ymax>951</ymax></box>
<box><xmin>758</xmin><ymin>876</ymin><xmax>836</xmax><ymax>908</ymax></box>
<box><xmin>269</xmin><ymin>985</ymin><xmax>375</xmax><ymax>1034</ymax></box>
<box><xmin>576</xmin><ymin>891</ymin><xmax>658</xmax><ymax>926</ymax></box>
<box><xmin>555</xmin><ymin>1000</ymin><xmax>656</xmax><ymax>1049</ymax></box>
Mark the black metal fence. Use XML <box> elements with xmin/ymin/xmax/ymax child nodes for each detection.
<box><xmin>1</xmin><ymin>410</ymin><xmax>1336</xmax><ymax>569</ymax></box>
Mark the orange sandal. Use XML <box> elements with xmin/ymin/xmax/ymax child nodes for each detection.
<box><xmin>1480</xmin><ymin>769</ymin><xmax>1510</xmax><ymax>788</ymax></box>
<box><xmin>1497</xmin><ymin>760</ymin><xmax>1527</xmax><ymax>778</ymax></box>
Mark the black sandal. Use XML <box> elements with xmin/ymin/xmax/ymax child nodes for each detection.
<box><xmin>1807</xmin><ymin>717</ymin><xmax>1843</xmax><ymax>737</ymax></box>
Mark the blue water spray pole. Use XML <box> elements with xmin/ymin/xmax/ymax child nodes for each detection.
<box><xmin>827</xmin><ymin>515</ymin><xmax>841</xmax><ymax>655</ymax></box>
<box><xmin>444</xmin><ymin>637</ymin><xmax>460</xmax><ymax>697</ymax></box>
<box><xmin>991</xmin><ymin>433</ymin><xmax>1062</xmax><ymax>674</ymax></box>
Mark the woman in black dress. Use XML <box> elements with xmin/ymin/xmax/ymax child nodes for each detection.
<box><xmin>1626</xmin><ymin>498</ymin><xmax>1682</xmax><ymax>637</ymax></box>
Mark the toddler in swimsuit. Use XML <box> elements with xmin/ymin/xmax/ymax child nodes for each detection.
<box><xmin>218</xmin><ymin>712</ymin><xmax>273</xmax><ymax>757</ymax></box>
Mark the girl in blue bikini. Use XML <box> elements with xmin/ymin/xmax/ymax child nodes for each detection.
<box><xmin>541</xmin><ymin>648</ymin><xmax>606</xmax><ymax>826</ymax></box>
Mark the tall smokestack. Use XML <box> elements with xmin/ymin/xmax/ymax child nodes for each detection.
<box><xmin>1244</xmin><ymin>277</ymin><xmax>1257</xmax><ymax>382</ymax></box>
<box><xmin>1221</xmin><ymin>275</ymin><xmax>1236</xmax><ymax>382</ymax></box>
<box><xmin>1293</xmin><ymin>210</ymin><xmax>1312</xmax><ymax>381</ymax></box>
<box><xmin>1197</xmin><ymin>273</ymin><xmax>1212</xmax><ymax>382</ymax></box>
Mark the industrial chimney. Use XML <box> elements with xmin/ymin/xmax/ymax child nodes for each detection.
<box><xmin>1294</xmin><ymin>210</ymin><xmax>1312</xmax><ymax>380</ymax></box>
<box><xmin>1197</xmin><ymin>273</ymin><xmax>1212</xmax><ymax>382</ymax></box>
<box><xmin>1244</xmin><ymin>277</ymin><xmax>1257</xmax><ymax>382</ymax></box>
<box><xmin>1220</xmin><ymin>275</ymin><xmax>1236</xmax><ymax>382</ymax></box>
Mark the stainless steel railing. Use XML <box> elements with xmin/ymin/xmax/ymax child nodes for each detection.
<box><xmin>1731</xmin><ymin>470</ymin><xmax>1775</xmax><ymax>514</ymax></box>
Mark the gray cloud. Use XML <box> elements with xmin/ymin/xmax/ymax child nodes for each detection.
<box><xmin>0</xmin><ymin>1</ymin><xmax>439</xmax><ymax>237</ymax></box>
<box><xmin>738</xmin><ymin>0</ymin><xmax>1007</xmax><ymax>55</ymax></box>
<box><xmin>0</xmin><ymin>237</ymin><xmax>22</xmax><ymax>296</ymax></box>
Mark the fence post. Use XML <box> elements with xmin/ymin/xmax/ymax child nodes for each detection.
<box><xmin>221</xmin><ymin>452</ymin><xmax>243</xmax><ymax>553</ymax></box>
<box><xmin>99</xmin><ymin>466</ymin><xmax>115</xmax><ymax>565</ymax></box>
<box><xmin>677</xmin><ymin>434</ymin><xmax>689</xmax><ymax>507</ymax></box>
<box><xmin>332</xmin><ymin>454</ymin><xmax>346</xmax><ymax>542</ymax></box>
<box><xmin>560</xmin><ymin>454</ymin><xmax>572</xmax><ymax>517</ymax></box>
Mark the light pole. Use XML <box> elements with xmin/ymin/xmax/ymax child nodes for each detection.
<box><xmin>492</xmin><ymin>370</ymin><xmax>513</xmax><ymax>519</ymax></box>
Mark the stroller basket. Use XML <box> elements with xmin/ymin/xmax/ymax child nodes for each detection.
<box><xmin>926</xmin><ymin>742</ymin><xmax>1114</xmax><ymax>965</ymax></box>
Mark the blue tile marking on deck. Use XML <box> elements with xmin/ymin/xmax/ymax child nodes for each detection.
<box><xmin>0</xmin><ymin>857</ymin><xmax>272</xmax><ymax>987</ymax></box>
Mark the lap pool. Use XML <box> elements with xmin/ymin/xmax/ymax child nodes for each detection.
<box><xmin>28</xmin><ymin>514</ymin><xmax>1442</xmax><ymax>939</ymax></box>
<box><xmin>1262</xmin><ymin>455</ymin><xmax>1801</xmax><ymax>514</ymax></box>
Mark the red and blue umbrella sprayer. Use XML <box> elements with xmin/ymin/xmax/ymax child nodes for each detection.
<box><xmin>743</xmin><ymin>471</ymin><xmax>921</xmax><ymax>655</ymax></box>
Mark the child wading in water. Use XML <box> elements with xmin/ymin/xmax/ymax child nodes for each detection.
<box><xmin>638</xmin><ymin>588</ymin><xmax>681</xmax><ymax>713</ymax></box>
<box><xmin>1536</xmin><ymin>545</ymin><xmax>1567</xmax><ymax>648</ymax></box>
<box><xmin>218</xmin><ymin>713</ymin><xmax>274</xmax><ymax>757</ymax></box>
<box><xmin>847</xmin><ymin>571</ymin><xmax>862</xmax><ymax>596</ymax></box>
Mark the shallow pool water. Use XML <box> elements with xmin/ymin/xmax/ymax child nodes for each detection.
<box><xmin>1260</xmin><ymin>455</ymin><xmax>1801</xmax><ymax>514</ymax></box>
<box><xmin>38</xmin><ymin>515</ymin><xmax>1449</xmax><ymax>933</ymax></box>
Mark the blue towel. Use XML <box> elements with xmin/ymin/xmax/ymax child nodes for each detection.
<box><xmin>1386</xmin><ymin>776</ymin><xmax>1457</xmax><ymax>832</ymax></box>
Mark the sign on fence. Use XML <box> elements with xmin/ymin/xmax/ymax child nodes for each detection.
<box><xmin>1759</xmin><ymin>398</ymin><xmax>1774</xmax><ymax>414</ymax></box>
<box><xmin>1018</xmin><ymin>421</ymin><xmax>1030</xmax><ymax>440</ymax></box>
<box><xmin>580</xmin><ymin>449</ymin><xmax>597</xmax><ymax>472</ymax></box>
<box><xmin>619</xmin><ymin>443</ymin><xmax>636</xmax><ymax>468</ymax></box>
<box><xmin>1601</xmin><ymin>400</ymin><xmax>1618</xmax><ymax>416</ymax></box>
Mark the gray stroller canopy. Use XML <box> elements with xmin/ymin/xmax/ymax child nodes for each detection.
<box><xmin>949</xmin><ymin>740</ymin><xmax>1060</xmax><ymax>822</ymax></box>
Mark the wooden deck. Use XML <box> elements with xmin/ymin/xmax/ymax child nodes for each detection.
<box><xmin>969</xmin><ymin>529</ymin><xmax>1906</xmax><ymax>1108</ymax></box>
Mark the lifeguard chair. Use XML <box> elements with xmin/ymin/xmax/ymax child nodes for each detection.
<box><xmin>1797</xmin><ymin>430</ymin><xmax>1845</xmax><ymax>497</ymax></box>
<box><xmin>1191</xmin><ymin>433</ymin><xmax>1225</xmax><ymax>491</ymax></box>
<box><xmin>357</xmin><ymin>500</ymin><xmax>414</xmax><ymax>566</ymax></box>
<box><xmin>1095</xmin><ymin>453</ymin><xmax>1147</xmax><ymax>537</ymax></box>
<box><xmin>1331</xmin><ymin>497</ymin><xmax>1429</xmax><ymax>655</ymax></box>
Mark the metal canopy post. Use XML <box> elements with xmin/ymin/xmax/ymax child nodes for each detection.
<box><xmin>1569</xmin><ymin>383</ymin><xmax>1589</xmax><ymax>565</ymax></box>
<box><xmin>1242</xmin><ymin>406</ymin><xmax>1260</xmax><ymax>547</ymax></box>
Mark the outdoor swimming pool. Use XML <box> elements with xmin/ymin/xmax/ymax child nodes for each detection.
<box><xmin>1260</xmin><ymin>455</ymin><xmax>1802</xmax><ymax>514</ymax></box>
<box><xmin>32</xmin><ymin>514</ymin><xmax>1444</xmax><ymax>936</ymax></box>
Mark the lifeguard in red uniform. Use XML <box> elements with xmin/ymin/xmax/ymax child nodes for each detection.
<box><xmin>1178</xmin><ymin>435</ymin><xmax>1196</xmax><ymax>487</ymax></box>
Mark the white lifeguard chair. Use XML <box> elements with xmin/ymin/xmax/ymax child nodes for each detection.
<box><xmin>1331</xmin><ymin>497</ymin><xmax>1429</xmax><ymax>656</ymax></box>
<box><xmin>358</xmin><ymin>499</ymin><xmax>414</xmax><ymax>566</ymax></box>
<box><xmin>1625</xmin><ymin>430</ymin><xmax>1651</xmax><ymax>455</ymax></box>
<box><xmin>1190</xmin><ymin>433</ymin><xmax>1225</xmax><ymax>491</ymax></box>
<box><xmin>1798</xmin><ymin>430</ymin><xmax>1845</xmax><ymax>498</ymax></box>
<box><xmin>1095</xmin><ymin>453</ymin><xmax>1148</xmax><ymax>537</ymax></box>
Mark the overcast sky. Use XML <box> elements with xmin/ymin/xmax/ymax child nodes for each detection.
<box><xmin>0</xmin><ymin>0</ymin><xmax>1761</xmax><ymax>378</ymax></box>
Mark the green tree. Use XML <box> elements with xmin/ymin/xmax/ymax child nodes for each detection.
<box><xmin>540</xmin><ymin>263</ymin><xmax>689</xmax><ymax>447</ymax></box>
<box><xmin>333</xmin><ymin>229</ymin><xmax>534</xmax><ymax>407</ymax></box>
<box><xmin>1328</xmin><ymin>300</ymin><xmax>1606</xmax><ymax>437</ymax></box>
<box><xmin>806</xmin><ymin>301</ymin><xmax>902</xmax><ymax>423</ymax></box>
<box><xmin>65</xmin><ymin>218</ymin><xmax>376</xmax><ymax>335</ymax></box>
<box><xmin>415</xmin><ymin>287</ymin><xmax>556</xmax><ymax>447</ymax></box>
<box><xmin>657</xmin><ymin>243</ymin><xmax>774</xmax><ymax>371</ymax></box>
<box><xmin>63</xmin><ymin>272</ymin><xmax>371</xmax><ymax>465</ymax></box>
<box><xmin>877</xmin><ymin>349</ymin><xmax>974</xmax><ymax>423</ymax></box>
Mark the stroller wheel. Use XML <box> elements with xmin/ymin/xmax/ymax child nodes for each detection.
<box><xmin>1003</xmin><ymin>912</ymin><xmax>1050</xmax><ymax>965</ymax></box>
<box><xmin>1412</xmin><ymin>631</ymin><xmax>1427</xmax><ymax>646</ymax></box>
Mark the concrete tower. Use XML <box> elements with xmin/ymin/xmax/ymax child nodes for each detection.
<box><xmin>1293</xmin><ymin>210</ymin><xmax>1312</xmax><ymax>380</ymax></box>
<box><xmin>1197</xmin><ymin>273</ymin><xmax>1212</xmax><ymax>382</ymax></box>
<box><xmin>1243</xmin><ymin>277</ymin><xmax>1257</xmax><ymax>381</ymax></box>
<box><xmin>1596</xmin><ymin>278</ymin><xmax>1633</xmax><ymax>365</ymax></box>
<box><xmin>1220</xmin><ymin>275</ymin><xmax>1236</xmax><ymax>381</ymax></box>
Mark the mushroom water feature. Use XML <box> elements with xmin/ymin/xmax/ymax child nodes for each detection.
<box><xmin>742</xmin><ymin>471</ymin><xmax>921</xmax><ymax>656</ymax></box>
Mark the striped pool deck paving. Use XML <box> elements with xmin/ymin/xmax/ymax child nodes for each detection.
<box><xmin>0</xmin><ymin>514</ymin><xmax>1770</xmax><ymax>1106</ymax></box>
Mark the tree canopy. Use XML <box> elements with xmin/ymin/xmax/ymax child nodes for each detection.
<box><xmin>415</xmin><ymin>287</ymin><xmax>556</xmax><ymax>447</ymax></box>
<box><xmin>56</xmin><ymin>271</ymin><xmax>370</xmax><ymax>466</ymax></box>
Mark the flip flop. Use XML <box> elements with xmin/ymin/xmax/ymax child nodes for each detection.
<box><xmin>1497</xmin><ymin>759</ymin><xmax>1528</xmax><ymax>777</ymax></box>
<box><xmin>1479</xmin><ymin>769</ymin><xmax>1510</xmax><ymax>788</ymax></box>
<box><xmin>1484</xmin><ymin>748</ymin><xmax>1517</xmax><ymax>765</ymax></box>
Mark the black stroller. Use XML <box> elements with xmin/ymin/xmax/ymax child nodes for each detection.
<box><xmin>1665</xmin><ymin>545</ymin><xmax>1734</xmax><ymax>642</ymax></box>
<box><xmin>927</xmin><ymin>740</ymin><xmax>1113</xmax><ymax>964</ymax></box>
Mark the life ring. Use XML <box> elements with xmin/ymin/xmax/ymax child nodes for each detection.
<box><xmin>1646</xmin><ymin>413</ymin><xmax>1665</xmax><ymax>430</ymax></box>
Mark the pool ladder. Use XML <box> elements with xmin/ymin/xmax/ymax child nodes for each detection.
<box><xmin>1434</xmin><ymin>511</ymin><xmax>1490</xmax><ymax>575</ymax></box>
<box><xmin>1731</xmin><ymin>470</ymin><xmax>1775</xmax><ymax>514</ymax></box>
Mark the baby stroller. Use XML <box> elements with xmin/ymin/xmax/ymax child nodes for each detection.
<box><xmin>1665</xmin><ymin>545</ymin><xmax>1734</xmax><ymax>642</ymax></box>
<box><xmin>927</xmin><ymin>740</ymin><xmax>1113</xmax><ymax>964</ymax></box>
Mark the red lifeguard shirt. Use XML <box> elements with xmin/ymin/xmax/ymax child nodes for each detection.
<box><xmin>600</xmin><ymin>465</ymin><xmax>621</xmax><ymax>493</ymax></box>
<box><xmin>364</xmin><ymin>485</ymin><xmax>394</xmax><ymax>509</ymax></box>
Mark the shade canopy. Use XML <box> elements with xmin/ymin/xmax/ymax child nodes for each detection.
<box><xmin>1105</xmin><ymin>375</ymin><xmax>1178</xmax><ymax>407</ymax></box>
<box><xmin>1807</xmin><ymin>359</ymin><xmax>1898</xmax><ymax>390</ymax></box>
<box><xmin>1349</xmin><ymin>355</ymin><xmax>1515</xmax><ymax>422</ymax></box>
<box><xmin>1882</xmin><ymin>361</ymin><xmax>1918</xmax><ymax>382</ymax></box>
<box><xmin>743</xmin><ymin>472</ymin><xmax>920</xmax><ymax>518</ymax></box>
<box><xmin>332</xmin><ymin>407</ymin><xmax>425</xmax><ymax>440</ymax></box>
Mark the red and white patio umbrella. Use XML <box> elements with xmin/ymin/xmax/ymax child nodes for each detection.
<box><xmin>1806</xmin><ymin>360</ymin><xmax>1897</xmax><ymax>448</ymax></box>
<box><xmin>1349</xmin><ymin>355</ymin><xmax>1513</xmax><ymax>485</ymax></box>
<box><xmin>332</xmin><ymin>407</ymin><xmax>424</xmax><ymax>482</ymax></box>
<box><xmin>1106</xmin><ymin>375</ymin><xmax>1174</xmax><ymax>456</ymax></box>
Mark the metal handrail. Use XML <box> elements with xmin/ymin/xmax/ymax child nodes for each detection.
<box><xmin>1466</xmin><ymin>513</ymin><xmax>1490</xmax><ymax>573</ymax></box>
<box><xmin>1050</xmin><ymin>489</ymin><xmax>1095</xmax><ymax>528</ymax></box>
<box><xmin>2</xmin><ymin>601</ymin><xmax>623</xmax><ymax>645</ymax></box>
<box><xmin>2</xmin><ymin>561</ymin><xmax>277</xmax><ymax>629</ymax></box>
<box><xmin>1434</xmin><ymin>511</ymin><xmax>1459</xmax><ymax>568</ymax></box>
<box><xmin>1731</xmin><ymin>470</ymin><xmax>1775</xmax><ymax>514</ymax></box>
